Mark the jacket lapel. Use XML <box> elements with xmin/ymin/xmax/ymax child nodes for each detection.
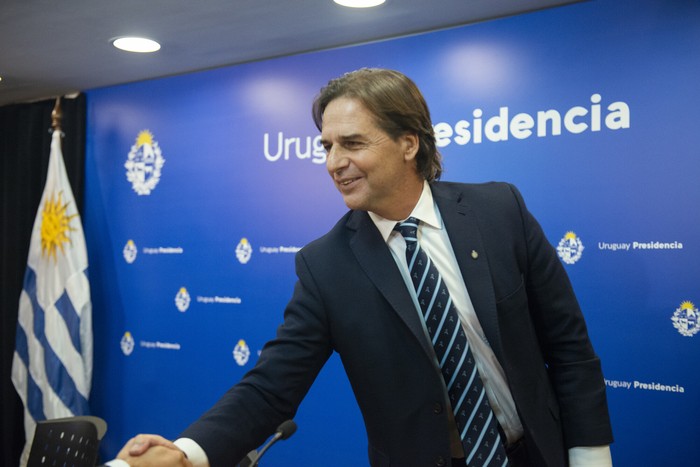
<box><xmin>431</xmin><ymin>183</ymin><xmax>505</xmax><ymax>362</ymax></box>
<box><xmin>346</xmin><ymin>210</ymin><xmax>437</xmax><ymax>362</ymax></box>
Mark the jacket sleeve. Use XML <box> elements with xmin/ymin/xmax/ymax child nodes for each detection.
<box><xmin>509</xmin><ymin>183</ymin><xmax>613</xmax><ymax>448</ymax></box>
<box><xmin>179</xmin><ymin>250</ymin><xmax>333</xmax><ymax>467</ymax></box>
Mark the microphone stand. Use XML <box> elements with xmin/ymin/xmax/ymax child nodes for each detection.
<box><xmin>241</xmin><ymin>420</ymin><xmax>297</xmax><ymax>467</ymax></box>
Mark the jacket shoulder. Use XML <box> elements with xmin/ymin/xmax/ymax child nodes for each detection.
<box><xmin>432</xmin><ymin>180</ymin><xmax>527</xmax><ymax>211</ymax></box>
<box><xmin>298</xmin><ymin>210</ymin><xmax>357</xmax><ymax>256</ymax></box>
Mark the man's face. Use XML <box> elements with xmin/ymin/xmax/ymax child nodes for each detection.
<box><xmin>321</xmin><ymin>97</ymin><xmax>421</xmax><ymax>220</ymax></box>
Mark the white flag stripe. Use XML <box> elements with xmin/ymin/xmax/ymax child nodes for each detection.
<box><xmin>66</xmin><ymin>271</ymin><xmax>90</xmax><ymax>319</ymax></box>
<box><xmin>12</xmin><ymin>128</ymin><xmax>93</xmax><ymax>464</ymax></box>
<box><xmin>27</xmin><ymin>258</ymin><xmax>89</xmax><ymax>416</ymax></box>
<box><xmin>18</xmin><ymin>283</ymin><xmax>75</xmax><ymax>419</ymax></box>
<box><xmin>67</xmin><ymin>270</ymin><xmax>93</xmax><ymax>389</ymax></box>
<box><xmin>54</xmin><ymin>289</ymin><xmax>83</xmax><ymax>352</ymax></box>
<box><xmin>11</xmin><ymin>351</ymin><xmax>33</xmax><ymax>415</ymax></box>
<box><xmin>45</xmin><ymin>303</ymin><xmax>89</xmax><ymax>397</ymax></box>
<box><xmin>75</xmin><ymin>272</ymin><xmax>94</xmax><ymax>391</ymax></box>
<box><xmin>12</xmin><ymin>353</ymin><xmax>43</xmax><ymax>454</ymax></box>
<box><xmin>15</xmin><ymin>291</ymin><xmax>49</xmax><ymax>419</ymax></box>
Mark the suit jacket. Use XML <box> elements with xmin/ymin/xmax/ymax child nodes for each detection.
<box><xmin>181</xmin><ymin>181</ymin><xmax>613</xmax><ymax>467</ymax></box>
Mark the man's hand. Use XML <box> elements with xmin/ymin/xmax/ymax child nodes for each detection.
<box><xmin>117</xmin><ymin>434</ymin><xmax>191</xmax><ymax>467</ymax></box>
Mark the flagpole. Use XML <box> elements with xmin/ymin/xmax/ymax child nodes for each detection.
<box><xmin>51</xmin><ymin>97</ymin><xmax>62</xmax><ymax>132</ymax></box>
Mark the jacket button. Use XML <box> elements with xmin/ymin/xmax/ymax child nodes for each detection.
<box><xmin>435</xmin><ymin>456</ymin><xmax>447</xmax><ymax>467</ymax></box>
<box><xmin>433</xmin><ymin>402</ymin><xmax>443</xmax><ymax>414</ymax></box>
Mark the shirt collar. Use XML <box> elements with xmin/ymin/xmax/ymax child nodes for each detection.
<box><xmin>368</xmin><ymin>181</ymin><xmax>442</xmax><ymax>242</ymax></box>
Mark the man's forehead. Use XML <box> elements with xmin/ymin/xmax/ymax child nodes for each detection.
<box><xmin>321</xmin><ymin>99</ymin><xmax>378</xmax><ymax>134</ymax></box>
<box><xmin>320</xmin><ymin>116</ymin><xmax>374</xmax><ymax>140</ymax></box>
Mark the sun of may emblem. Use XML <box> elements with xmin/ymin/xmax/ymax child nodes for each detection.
<box><xmin>40</xmin><ymin>191</ymin><xmax>77</xmax><ymax>261</ymax></box>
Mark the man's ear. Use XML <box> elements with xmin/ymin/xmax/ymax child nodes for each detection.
<box><xmin>402</xmin><ymin>133</ymin><xmax>420</xmax><ymax>162</ymax></box>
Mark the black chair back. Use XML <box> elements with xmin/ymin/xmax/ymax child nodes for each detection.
<box><xmin>27</xmin><ymin>416</ymin><xmax>107</xmax><ymax>467</ymax></box>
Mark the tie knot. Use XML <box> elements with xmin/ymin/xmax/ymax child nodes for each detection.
<box><xmin>395</xmin><ymin>217</ymin><xmax>420</xmax><ymax>243</ymax></box>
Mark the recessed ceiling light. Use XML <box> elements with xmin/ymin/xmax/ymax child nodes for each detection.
<box><xmin>112</xmin><ymin>37</ymin><xmax>161</xmax><ymax>53</ymax></box>
<box><xmin>334</xmin><ymin>0</ymin><xmax>386</xmax><ymax>8</ymax></box>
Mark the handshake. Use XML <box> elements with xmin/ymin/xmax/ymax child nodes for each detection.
<box><xmin>114</xmin><ymin>435</ymin><xmax>192</xmax><ymax>467</ymax></box>
<box><xmin>112</xmin><ymin>421</ymin><xmax>297</xmax><ymax>467</ymax></box>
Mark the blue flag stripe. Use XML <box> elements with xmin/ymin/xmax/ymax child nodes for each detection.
<box><xmin>24</xmin><ymin>267</ymin><xmax>90</xmax><ymax>415</ymax></box>
<box><xmin>14</xmin><ymin>322</ymin><xmax>46</xmax><ymax>421</ymax></box>
<box><xmin>26</xmin><ymin>365</ymin><xmax>47</xmax><ymax>422</ymax></box>
<box><xmin>55</xmin><ymin>289</ymin><xmax>82</xmax><ymax>353</ymax></box>
<box><xmin>14</xmin><ymin>314</ymin><xmax>30</xmax><ymax>368</ymax></box>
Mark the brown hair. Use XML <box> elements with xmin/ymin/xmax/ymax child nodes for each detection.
<box><xmin>312</xmin><ymin>68</ymin><xmax>442</xmax><ymax>181</ymax></box>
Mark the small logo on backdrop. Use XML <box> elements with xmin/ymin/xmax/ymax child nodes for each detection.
<box><xmin>236</xmin><ymin>238</ymin><xmax>253</xmax><ymax>264</ymax></box>
<box><xmin>125</xmin><ymin>130</ymin><xmax>165</xmax><ymax>195</ymax></box>
<box><xmin>233</xmin><ymin>339</ymin><xmax>251</xmax><ymax>366</ymax></box>
<box><xmin>175</xmin><ymin>287</ymin><xmax>191</xmax><ymax>312</ymax></box>
<box><xmin>557</xmin><ymin>231</ymin><xmax>585</xmax><ymax>265</ymax></box>
<box><xmin>671</xmin><ymin>301</ymin><xmax>699</xmax><ymax>337</ymax></box>
<box><xmin>123</xmin><ymin>239</ymin><xmax>138</xmax><ymax>264</ymax></box>
<box><xmin>121</xmin><ymin>331</ymin><xmax>135</xmax><ymax>356</ymax></box>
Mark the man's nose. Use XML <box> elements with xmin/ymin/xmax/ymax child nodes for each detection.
<box><xmin>326</xmin><ymin>147</ymin><xmax>348</xmax><ymax>174</ymax></box>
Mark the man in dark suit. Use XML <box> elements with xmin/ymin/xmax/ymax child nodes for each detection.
<box><xmin>114</xmin><ymin>68</ymin><xmax>613</xmax><ymax>467</ymax></box>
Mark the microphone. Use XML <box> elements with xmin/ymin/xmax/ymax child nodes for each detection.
<box><xmin>243</xmin><ymin>420</ymin><xmax>297</xmax><ymax>467</ymax></box>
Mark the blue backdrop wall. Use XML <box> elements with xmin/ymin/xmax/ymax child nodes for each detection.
<box><xmin>84</xmin><ymin>0</ymin><xmax>699</xmax><ymax>465</ymax></box>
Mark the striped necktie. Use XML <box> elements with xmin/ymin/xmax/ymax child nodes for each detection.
<box><xmin>395</xmin><ymin>217</ymin><xmax>508</xmax><ymax>467</ymax></box>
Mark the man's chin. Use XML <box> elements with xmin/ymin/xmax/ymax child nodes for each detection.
<box><xmin>341</xmin><ymin>196</ymin><xmax>368</xmax><ymax>213</ymax></box>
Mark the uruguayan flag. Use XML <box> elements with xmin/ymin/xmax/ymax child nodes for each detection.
<box><xmin>11</xmin><ymin>129</ymin><xmax>92</xmax><ymax>464</ymax></box>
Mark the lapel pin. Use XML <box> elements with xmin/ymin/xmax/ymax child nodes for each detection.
<box><xmin>471</xmin><ymin>250</ymin><xmax>479</xmax><ymax>259</ymax></box>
